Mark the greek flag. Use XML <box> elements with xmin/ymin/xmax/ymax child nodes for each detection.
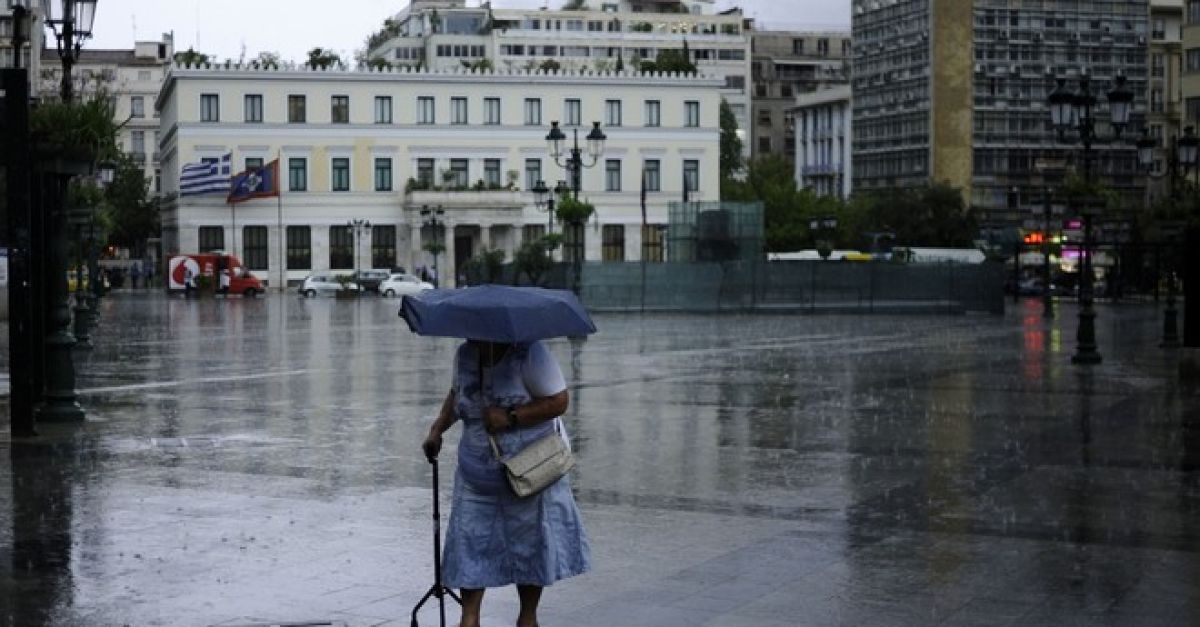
<box><xmin>180</xmin><ymin>153</ymin><xmax>232</xmax><ymax>196</ymax></box>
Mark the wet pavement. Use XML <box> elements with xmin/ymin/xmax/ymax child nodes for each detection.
<box><xmin>1</xmin><ymin>291</ymin><xmax>1198</xmax><ymax>626</ymax></box>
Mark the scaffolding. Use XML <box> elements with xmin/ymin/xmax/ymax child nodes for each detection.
<box><xmin>667</xmin><ymin>201</ymin><xmax>764</xmax><ymax>263</ymax></box>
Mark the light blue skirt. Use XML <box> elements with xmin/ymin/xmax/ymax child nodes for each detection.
<box><xmin>442</xmin><ymin>468</ymin><xmax>591</xmax><ymax>589</ymax></box>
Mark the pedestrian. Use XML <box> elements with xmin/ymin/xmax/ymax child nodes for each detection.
<box><xmin>219</xmin><ymin>268</ymin><xmax>231</xmax><ymax>296</ymax></box>
<box><xmin>421</xmin><ymin>340</ymin><xmax>590</xmax><ymax>627</ymax></box>
<box><xmin>130</xmin><ymin>262</ymin><xmax>141</xmax><ymax>289</ymax></box>
<box><xmin>183</xmin><ymin>267</ymin><xmax>195</xmax><ymax>298</ymax></box>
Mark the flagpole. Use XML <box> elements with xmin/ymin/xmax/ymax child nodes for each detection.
<box><xmin>641</xmin><ymin>168</ymin><xmax>647</xmax><ymax>314</ymax></box>
<box><xmin>276</xmin><ymin>155</ymin><xmax>284</xmax><ymax>291</ymax></box>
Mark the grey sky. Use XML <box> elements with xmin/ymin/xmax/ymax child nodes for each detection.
<box><xmin>88</xmin><ymin>0</ymin><xmax>848</xmax><ymax>62</ymax></box>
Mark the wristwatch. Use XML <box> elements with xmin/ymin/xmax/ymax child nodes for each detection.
<box><xmin>507</xmin><ymin>408</ymin><xmax>519</xmax><ymax>429</ymax></box>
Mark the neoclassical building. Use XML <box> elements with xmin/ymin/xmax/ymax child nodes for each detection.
<box><xmin>157</xmin><ymin>65</ymin><xmax>722</xmax><ymax>288</ymax></box>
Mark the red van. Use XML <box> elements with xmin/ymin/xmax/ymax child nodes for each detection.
<box><xmin>167</xmin><ymin>253</ymin><xmax>264</xmax><ymax>297</ymax></box>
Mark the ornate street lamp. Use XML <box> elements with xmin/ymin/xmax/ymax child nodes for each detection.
<box><xmin>531</xmin><ymin>178</ymin><xmax>571</xmax><ymax>233</ymax></box>
<box><xmin>45</xmin><ymin>0</ymin><xmax>99</xmax><ymax>102</ymax></box>
<box><xmin>1048</xmin><ymin>71</ymin><xmax>1134</xmax><ymax>366</ymax></box>
<box><xmin>545</xmin><ymin>120</ymin><xmax>606</xmax><ymax>199</ymax></box>
<box><xmin>420</xmin><ymin>205</ymin><xmax>445</xmax><ymax>287</ymax></box>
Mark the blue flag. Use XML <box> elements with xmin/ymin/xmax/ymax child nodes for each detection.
<box><xmin>227</xmin><ymin>159</ymin><xmax>279</xmax><ymax>204</ymax></box>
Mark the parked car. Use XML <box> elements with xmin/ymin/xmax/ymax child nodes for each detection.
<box><xmin>299</xmin><ymin>274</ymin><xmax>359</xmax><ymax>297</ymax></box>
<box><xmin>352</xmin><ymin>269</ymin><xmax>391</xmax><ymax>293</ymax></box>
<box><xmin>379</xmin><ymin>273</ymin><xmax>434</xmax><ymax>298</ymax></box>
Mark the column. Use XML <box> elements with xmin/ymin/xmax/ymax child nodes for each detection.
<box><xmin>442</xmin><ymin>222</ymin><xmax>455</xmax><ymax>288</ymax></box>
<box><xmin>410</xmin><ymin>223</ymin><xmax>422</xmax><ymax>274</ymax></box>
<box><xmin>480</xmin><ymin>224</ymin><xmax>492</xmax><ymax>251</ymax></box>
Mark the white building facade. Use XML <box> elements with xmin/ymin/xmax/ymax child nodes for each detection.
<box><xmin>366</xmin><ymin>0</ymin><xmax>752</xmax><ymax>159</ymax></box>
<box><xmin>157</xmin><ymin>65</ymin><xmax>722</xmax><ymax>289</ymax></box>
<box><xmin>791</xmin><ymin>85</ymin><xmax>852</xmax><ymax>199</ymax></box>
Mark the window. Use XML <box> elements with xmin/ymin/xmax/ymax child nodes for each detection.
<box><xmin>288</xmin><ymin>95</ymin><xmax>306</xmax><ymax>123</ymax></box>
<box><xmin>198</xmin><ymin>226</ymin><xmax>224</xmax><ymax>252</ymax></box>
<box><xmin>525</xmin><ymin>158</ymin><xmax>542</xmax><ymax>190</ymax></box>
<box><xmin>683</xmin><ymin>159</ymin><xmax>699</xmax><ymax>193</ymax></box>
<box><xmin>131</xmin><ymin>95</ymin><xmax>145</xmax><ymax>118</ymax></box>
<box><xmin>449</xmin><ymin>158</ymin><xmax>469</xmax><ymax>188</ymax></box>
<box><xmin>605</xmin><ymin>99</ymin><xmax>622</xmax><ymax>126</ymax></box>
<box><xmin>375</xmin><ymin>96</ymin><xmax>393</xmax><ymax>123</ymax></box>
<box><xmin>243</xmin><ymin>226</ymin><xmax>268</xmax><ymax>270</ymax></box>
<box><xmin>138</xmin><ymin>70</ymin><xmax>151</xmax><ymax>81</ymax></box>
<box><xmin>200</xmin><ymin>94</ymin><xmax>219</xmax><ymax>122</ymax></box>
<box><xmin>418</xmin><ymin>96</ymin><xmax>435</xmax><ymax>124</ymax></box>
<box><xmin>642</xmin><ymin>224</ymin><xmax>664</xmax><ymax>262</ymax></box>
<box><xmin>375</xmin><ymin>157</ymin><xmax>393</xmax><ymax>191</ymax></box>
<box><xmin>644</xmin><ymin>100</ymin><xmax>660</xmax><ymax>127</ymax></box>
<box><xmin>1189</xmin><ymin>48</ymin><xmax>1200</xmax><ymax>72</ymax></box>
<box><xmin>484</xmin><ymin>97</ymin><xmax>501</xmax><ymax>125</ymax></box>
<box><xmin>331</xmin><ymin>95</ymin><xmax>350</xmax><ymax>123</ymax></box>
<box><xmin>564</xmin><ymin>99</ymin><xmax>581</xmax><ymax>126</ymax></box>
<box><xmin>758</xmin><ymin>137</ymin><xmax>772</xmax><ymax>153</ymax></box>
<box><xmin>817</xmin><ymin>38</ymin><xmax>829</xmax><ymax>56</ymax></box>
<box><xmin>288</xmin><ymin>158</ymin><xmax>307</xmax><ymax>191</ymax></box>
<box><xmin>451</xmin><ymin>97</ymin><xmax>468</xmax><ymax>124</ymax></box>
<box><xmin>244</xmin><ymin>94</ymin><xmax>263</xmax><ymax>122</ymax></box>
<box><xmin>287</xmin><ymin>226</ymin><xmax>311</xmax><ymax>270</ymax></box>
<box><xmin>792</xmin><ymin>39</ymin><xmax>805</xmax><ymax>55</ymax></box>
<box><xmin>523</xmin><ymin>224</ymin><xmax>546</xmax><ymax>243</ymax></box>
<box><xmin>329</xmin><ymin>226</ymin><xmax>353</xmax><ymax>270</ymax></box>
<box><xmin>563</xmin><ymin>223</ymin><xmax>584</xmax><ymax>265</ymax></box>
<box><xmin>602</xmin><ymin>225</ymin><xmax>625</xmax><ymax>261</ymax></box>
<box><xmin>244</xmin><ymin>157</ymin><xmax>264</xmax><ymax>172</ymax></box>
<box><xmin>524</xmin><ymin>98</ymin><xmax>542</xmax><ymax>125</ymax></box>
<box><xmin>372</xmin><ymin>225</ymin><xmax>396</xmax><ymax>269</ymax></box>
<box><xmin>331</xmin><ymin>158</ymin><xmax>350</xmax><ymax>191</ymax></box>
<box><xmin>130</xmin><ymin>131</ymin><xmax>145</xmax><ymax>158</ymax></box>
<box><xmin>643</xmin><ymin>160</ymin><xmax>660</xmax><ymax>191</ymax></box>
<box><xmin>484</xmin><ymin>159</ymin><xmax>502</xmax><ymax>188</ymax></box>
<box><xmin>417</xmin><ymin>158</ymin><xmax>435</xmax><ymax>187</ymax></box>
<box><xmin>684</xmin><ymin>101</ymin><xmax>699</xmax><ymax>127</ymax></box>
<box><xmin>605</xmin><ymin>159</ymin><xmax>621</xmax><ymax>191</ymax></box>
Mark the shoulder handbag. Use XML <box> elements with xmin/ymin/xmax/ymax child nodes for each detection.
<box><xmin>488</xmin><ymin>421</ymin><xmax>575</xmax><ymax>498</ymax></box>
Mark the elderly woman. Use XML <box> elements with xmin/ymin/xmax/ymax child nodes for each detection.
<box><xmin>422</xmin><ymin>339</ymin><xmax>590</xmax><ymax>627</ymax></box>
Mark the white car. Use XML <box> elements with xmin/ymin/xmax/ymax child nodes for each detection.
<box><xmin>299</xmin><ymin>274</ymin><xmax>360</xmax><ymax>297</ymax></box>
<box><xmin>379</xmin><ymin>273</ymin><xmax>434</xmax><ymax>298</ymax></box>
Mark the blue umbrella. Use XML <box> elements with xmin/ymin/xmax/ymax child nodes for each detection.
<box><xmin>399</xmin><ymin>284</ymin><xmax>597</xmax><ymax>343</ymax></box>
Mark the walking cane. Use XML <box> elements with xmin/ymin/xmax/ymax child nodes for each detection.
<box><xmin>411</xmin><ymin>458</ymin><xmax>461</xmax><ymax>627</ymax></box>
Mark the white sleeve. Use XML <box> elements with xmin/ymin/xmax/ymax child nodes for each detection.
<box><xmin>522</xmin><ymin>341</ymin><xmax>567</xmax><ymax>398</ymax></box>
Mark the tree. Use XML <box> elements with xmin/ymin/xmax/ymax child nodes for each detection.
<box><xmin>723</xmin><ymin>155</ymin><xmax>835</xmax><ymax>252</ymax></box>
<box><xmin>103</xmin><ymin>155</ymin><xmax>159</xmax><ymax>257</ymax></box>
<box><xmin>562</xmin><ymin>0</ymin><xmax>590</xmax><ymax>9</ymax></box>
<box><xmin>251</xmin><ymin>51</ymin><xmax>282</xmax><ymax>69</ymax></box>
<box><xmin>719</xmin><ymin>99</ymin><xmax>743</xmax><ymax>180</ymax></box>
<box><xmin>847</xmin><ymin>183</ymin><xmax>977</xmax><ymax>248</ymax></box>
<box><xmin>461</xmin><ymin>58</ymin><xmax>494</xmax><ymax>71</ymax></box>
<box><xmin>173</xmin><ymin>48</ymin><xmax>210</xmax><ymax>67</ymax></box>
<box><xmin>539</xmin><ymin>58</ymin><xmax>562</xmax><ymax>72</ymax></box>
<box><xmin>306</xmin><ymin>47</ymin><xmax>343</xmax><ymax>70</ymax></box>
<box><xmin>366</xmin><ymin>57</ymin><xmax>393</xmax><ymax>71</ymax></box>
<box><xmin>515</xmin><ymin>236</ymin><xmax>561</xmax><ymax>286</ymax></box>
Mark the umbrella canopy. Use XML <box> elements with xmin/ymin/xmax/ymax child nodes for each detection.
<box><xmin>399</xmin><ymin>285</ymin><xmax>597</xmax><ymax>343</ymax></box>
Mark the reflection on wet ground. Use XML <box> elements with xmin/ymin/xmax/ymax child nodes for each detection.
<box><xmin>1</xmin><ymin>293</ymin><xmax>1198</xmax><ymax>626</ymax></box>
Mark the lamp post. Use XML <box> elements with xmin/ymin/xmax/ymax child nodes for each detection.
<box><xmin>87</xmin><ymin>160</ymin><xmax>114</xmax><ymax>322</ymax></box>
<box><xmin>1048</xmin><ymin>72</ymin><xmax>1134</xmax><ymax>366</ymax></box>
<box><xmin>1137</xmin><ymin>126</ymin><xmax>1199</xmax><ymax>348</ymax></box>
<box><xmin>45</xmin><ymin>0</ymin><xmax>98</xmax><ymax>103</ymax></box>
<box><xmin>531</xmin><ymin>179</ymin><xmax>570</xmax><ymax>233</ymax></box>
<box><xmin>809</xmin><ymin>216</ymin><xmax>838</xmax><ymax>260</ymax></box>
<box><xmin>420</xmin><ymin>205</ymin><xmax>444</xmax><ymax>287</ymax></box>
<box><xmin>346</xmin><ymin>218</ymin><xmax>371</xmax><ymax>289</ymax></box>
<box><xmin>9</xmin><ymin>1</ymin><xmax>30</xmax><ymax>69</ymax></box>
<box><xmin>545</xmin><ymin>120</ymin><xmax>606</xmax><ymax>199</ymax></box>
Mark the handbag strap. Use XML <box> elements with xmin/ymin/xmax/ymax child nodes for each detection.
<box><xmin>488</xmin><ymin>418</ymin><xmax>562</xmax><ymax>461</ymax></box>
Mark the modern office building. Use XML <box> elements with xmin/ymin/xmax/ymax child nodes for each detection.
<box><xmin>156</xmin><ymin>65</ymin><xmax>722</xmax><ymax>288</ymax></box>
<box><xmin>852</xmin><ymin>0</ymin><xmax>1150</xmax><ymax>228</ymax></box>
<box><xmin>37</xmin><ymin>34</ymin><xmax>175</xmax><ymax>193</ymax></box>
<box><xmin>791</xmin><ymin>85</ymin><xmax>852</xmax><ymax>198</ymax></box>
<box><xmin>366</xmin><ymin>0</ymin><xmax>752</xmax><ymax>159</ymax></box>
<box><xmin>750</xmin><ymin>29</ymin><xmax>851</xmax><ymax>164</ymax></box>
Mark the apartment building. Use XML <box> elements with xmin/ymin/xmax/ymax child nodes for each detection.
<box><xmin>37</xmin><ymin>34</ymin><xmax>175</xmax><ymax>192</ymax></box>
<box><xmin>751</xmin><ymin>30</ymin><xmax>851</xmax><ymax>164</ymax></box>
<box><xmin>1147</xmin><ymin>0</ymin><xmax>1186</xmax><ymax>202</ymax></box>
<box><xmin>366</xmin><ymin>0</ymin><xmax>752</xmax><ymax>158</ymax></box>
<box><xmin>792</xmin><ymin>85</ymin><xmax>852</xmax><ymax>198</ymax></box>
<box><xmin>1</xmin><ymin>0</ymin><xmax>44</xmax><ymax>76</ymax></box>
<box><xmin>1185</xmin><ymin>1</ymin><xmax>1200</xmax><ymax>128</ymax></box>
<box><xmin>852</xmin><ymin>0</ymin><xmax>1149</xmax><ymax>229</ymax></box>
<box><xmin>157</xmin><ymin>65</ymin><xmax>722</xmax><ymax>288</ymax></box>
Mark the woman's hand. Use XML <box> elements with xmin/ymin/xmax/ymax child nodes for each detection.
<box><xmin>483</xmin><ymin>406</ymin><xmax>510</xmax><ymax>434</ymax></box>
<box><xmin>422</xmin><ymin>431</ymin><xmax>443</xmax><ymax>462</ymax></box>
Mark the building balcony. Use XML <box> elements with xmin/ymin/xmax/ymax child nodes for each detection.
<box><xmin>404</xmin><ymin>188</ymin><xmax>528</xmax><ymax>211</ymax></box>
<box><xmin>802</xmin><ymin>163</ymin><xmax>842</xmax><ymax>176</ymax></box>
